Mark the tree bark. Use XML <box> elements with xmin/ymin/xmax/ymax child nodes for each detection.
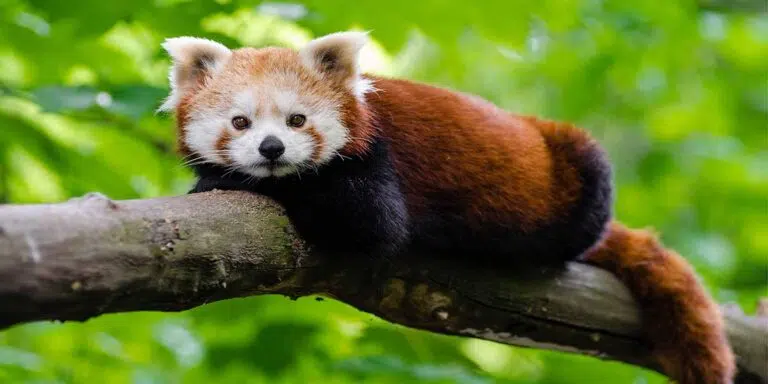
<box><xmin>0</xmin><ymin>191</ymin><xmax>765</xmax><ymax>383</ymax></box>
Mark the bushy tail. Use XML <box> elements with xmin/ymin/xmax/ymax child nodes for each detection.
<box><xmin>582</xmin><ymin>221</ymin><xmax>735</xmax><ymax>384</ymax></box>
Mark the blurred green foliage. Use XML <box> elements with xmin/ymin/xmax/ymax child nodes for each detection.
<box><xmin>0</xmin><ymin>1</ymin><xmax>766</xmax><ymax>383</ymax></box>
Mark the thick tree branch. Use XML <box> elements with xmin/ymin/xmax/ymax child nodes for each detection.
<box><xmin>0</xmin><ymin>191</ymin><xmax>765</xmax><ymax>383</ymax></box>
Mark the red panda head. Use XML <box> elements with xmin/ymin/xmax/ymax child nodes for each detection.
<box><xmin>160</xmin><ymin>32</ymin><xmax>375</xmax><ymax>178</ymax></box>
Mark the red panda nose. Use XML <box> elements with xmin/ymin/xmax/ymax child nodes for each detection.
<box><xmin>259</xmin><ymin>135</ymin><xmax>285</xmax><ymax>160</ymax></box>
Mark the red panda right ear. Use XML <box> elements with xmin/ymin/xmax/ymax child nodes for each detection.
<box><xmin>299</xmin><ymin>32</ymin><xmax>370</xmax><ymax>97</ymax></box>
<box><xmin>158</xmin><ymin>36</ymin><xmax>232</xmax><ymax>112</ymax></box>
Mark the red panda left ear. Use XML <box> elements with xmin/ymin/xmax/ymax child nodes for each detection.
<box><xmin>300</xmin><ymin>32</ymin><xmax>370</xmax><ymax>97</ymax></box>
<box><xmin>159</xmin><ymin>36</ymin><xmax>232</xmax><ymax>112</ymax></box>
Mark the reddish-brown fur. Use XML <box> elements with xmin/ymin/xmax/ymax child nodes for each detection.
<box><xmin>215</xmin><ymin>129</ymin><xmax>232</xmax><ymax>164</ymax></box>
<box><xmin>362</xmin><ymin>77</ymin><xmax>557</xmax><ymax>230</ymax></box>
<box><xmin>175</xmin><ymin>96</ymin><xmax>194</xmax><ymax>157</ymax></box>
<box><xmin>340</xmin><ymin>93</ymin><xmax>377</xmax><ymax>158</ymax></box>
<box><xmin>523</xmin><ymin>115</ymin><xmax>593</xmax><ymax>222</ymax></box>
<box><xmin>304</xmin><ymin>125</ymin><xmax>326</xmax><ymax>162</ymax></box>
<box><xmin>584</xmin><ymin>222</ymin><xmax>736</xmax><ymax>383</ymax></box>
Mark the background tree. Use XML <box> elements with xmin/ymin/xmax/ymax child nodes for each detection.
<box><xmin>0</xmin><ymin>1</ymin><xmax>765</xmax><ymax>383</ymax></box>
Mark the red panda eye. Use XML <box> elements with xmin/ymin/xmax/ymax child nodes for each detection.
<box><xmin>287</xmin><ymin>114</ymin><xmax>306</xmax><ymax>128</ymax></box>
<box><xmin>231</xmin><ymin>116</ymin><xmax>251</xmax><ymax>130</ymax></box>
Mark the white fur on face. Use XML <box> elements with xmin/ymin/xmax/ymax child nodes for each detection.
<box><xmin>184</xmin><ymin>87</ymin><xmax>349</xmax><ymax>178</ymax></box>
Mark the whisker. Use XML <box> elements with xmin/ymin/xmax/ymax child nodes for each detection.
<box><xmin>221</xmin><ymin>168</ymin><xmax>239</xmax><ymax>178</ymax></box>
<box><xmin>334</xmin><ymin>151</ymin><xmax>351</xmax><ymax>162</ymax></box>
<box><xmin>294</xmin><ymin>165</ymin><xmax>302</xmax><ymax>180</ymax></box>
<box><xmin>180</xmin><ymin>150</ymin><xmax>239</xmax><ymax>167</ymax></box>
<box><xmin>245</xmin><ymin>174</ymin><xmax>260</xmax><ymax>185</ymax></box>
<box><xmin>182</xmin><ymin>159</ymin><xmax>211</xmax><ymax>167</ymax></box>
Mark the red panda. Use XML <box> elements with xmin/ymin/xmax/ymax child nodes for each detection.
<box><xmin>160</xmin><ymin>32</ymin><xmax>735</xmax><ymax>383</ymax></box>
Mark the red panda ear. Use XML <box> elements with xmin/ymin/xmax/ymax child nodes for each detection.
<box><xmin>158</xmin><ymin>37</ymin><xmax>232</xmax><ymax>112</ymax></box>
<box><xmin>300</xmin><ymin>32</ymin><xmax>369</xmax><ymax>94</ymax></box>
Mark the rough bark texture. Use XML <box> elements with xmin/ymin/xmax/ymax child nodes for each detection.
<box><xmin>0</xmin><ymin>191</ymin><xmax>765</xmax><ymax>383</ymax></box>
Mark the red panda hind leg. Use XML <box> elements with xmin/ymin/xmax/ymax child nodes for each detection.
<box><xmin>582</xmin><ymin>221</ymin><xmax>735</xmax><ymax>384</ymax></box>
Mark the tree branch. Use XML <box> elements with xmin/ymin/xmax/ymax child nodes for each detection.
<box><xmin>0</xmin><ymin>191</ymin><xmax>765</xmax><ymax>383</ymax></box>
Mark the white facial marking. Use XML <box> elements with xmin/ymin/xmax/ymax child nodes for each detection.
<box><xmin>231</xmin><ymin>89</ymin><xmax>257</xmax><ymax>117</ymax></box>
<box><xmin>311</xmin><ymin>102</ymin><xmax>348</xmax><ymax>161</ymax></box>
<box><xmin>185</xmin><ymin>86</ymin><xmax>348</xmax><ymax>179</ymax></box>
<box><xmin>184</xmin><ymin>110</ymin><xmax>226</xmax><ymax>163</ymax></box>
